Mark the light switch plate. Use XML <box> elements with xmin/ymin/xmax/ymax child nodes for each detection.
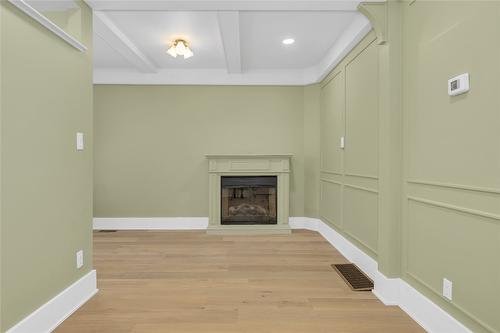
<box><xmin>76</xmin><ymin>132</ymin><xmax>84</xmax><ymax>151</ymax></box>
<box><xmin>340</xmin><ymin>136</ymin><xmax>345</xmax><ymax>149</ymax></box>
<box><xmin>443</xmin><ymin>278</ymin><xmax>453</xmax><ymax>300</ymax></box>
<box><xmin>76</xmin><ymin>250</ymin><xmax>84</xmax><ymax>269</ymax></box>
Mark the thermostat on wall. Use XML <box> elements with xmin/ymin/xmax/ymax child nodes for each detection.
<box><xmin>448</xmin><ymin>73</ymin><xmax>470</xmax><ymax>96</ymax></box>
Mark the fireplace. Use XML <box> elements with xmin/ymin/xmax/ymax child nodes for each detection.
<box><xmin>221</xmin><ymin>176</ymin><xmax>277</xmax><ymax>225</ymax></box>
<box><xmin>206</xmin><ymin>154</ymin><xmax>291</xmax><ymax>234</ymax></box>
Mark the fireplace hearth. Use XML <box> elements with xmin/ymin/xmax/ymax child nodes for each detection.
<box><xmin>221</xmin><ymin>176</ymin><xmax>277</xmax><ymax>225</ymax></box>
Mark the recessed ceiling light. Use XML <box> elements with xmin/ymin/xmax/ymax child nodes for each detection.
<box><xmin>167</xmin><ymin>39</ymin><xmax>194</xmax><ymax>59</ymax></box>
<box><xmin>282</xmin><ymin>38</ymin><xmax>295</xmax><ymax>45</ymax></box>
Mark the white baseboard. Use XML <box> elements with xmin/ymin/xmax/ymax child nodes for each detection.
<box><xmin>6</xmin><ymin>270</ymin><xmax>98</xmax><ymax>333</ymax></box>
<box><xmin>290</xmin><ymin>217</ymin><xmax>472</xmax><ymax>333</ymax></box>
<box><xmin>93</xmin><ymin>217</ymin><xmax>208</xmax><ymax>230</ymax></box>
<box><xmin>92</xmin><ymin>216</ymin><xmax>471</xmax><ymax>333</ymax></box>
<box><xmin>398</xmin><ymin>280</ymin><xmax>472</xmax><ymax>333</ymax></box>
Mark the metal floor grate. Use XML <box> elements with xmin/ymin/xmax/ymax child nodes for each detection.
<box><xmin>332</xmin><ymin>263</ymin><xmax>374</xmax><ymax>291</ymax></box>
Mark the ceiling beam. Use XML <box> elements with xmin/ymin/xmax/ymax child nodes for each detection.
<box><xmin>84</xmin><ymin>1</ymin><xmax>384</xmax><ymax>12</ymax></box>
<box><xmin>217</xmin><ymin>12</ymin><xmax>241</xmax><ymax>74</ymax></box>
<box><xmin>94</xmin><ymin>11</ymin><xmax>157</xmax><ymax>73</ymax></box>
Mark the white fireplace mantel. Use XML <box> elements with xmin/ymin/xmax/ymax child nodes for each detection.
<box><xmin>206</xmin><ymin>154</ymin><xmax>292</xmax><ymax>235</ymax></box>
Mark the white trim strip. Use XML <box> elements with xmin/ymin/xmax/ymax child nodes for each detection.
<box><xmin>8</xmin><ymin>0</ymin><xmax>87</xmax><ymax>52</ymax></box>
<box><xmin>93</xmin><ymin>217</ymin><xmax>209</xmax><ymax>230</ymax></box>
<box><xmin>6</xmin><ymin>270</ymin><xmax>98</xmax><ymax>333</ymax></box>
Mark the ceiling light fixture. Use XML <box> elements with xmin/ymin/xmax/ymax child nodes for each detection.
<box><xmin>167</xmin><ymin>39</ymin><xmax>194</xmax><ymax>59</ymax></box>
<box><xmin>282</xmin><ymin>38</ymin><xmax>295</xmax><ymax>45</ymax></box>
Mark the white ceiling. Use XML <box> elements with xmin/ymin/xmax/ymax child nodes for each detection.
<box><xmin>239</xmin><ymin>11</ymin><xmax>357</xmax><ymax>70</ymax></box>
<box><xmin>96</xmin><ymin>11</ymin><xmax>227</xmax><ymax>70</ymax></box>
<box><xmin>86</xmin><ymin>0</ymin><xmax>378</xmax><ymax>85</ymax></box>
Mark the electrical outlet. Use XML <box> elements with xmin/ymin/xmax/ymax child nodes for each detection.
<box><xmin>443</xmin><ymin>278</ymin><xmax>453</xmax><ymax>301</ymax></box>
<box><xmin>76</xmin><ymin>250</ymin><xmax>84</xmax><ymax>269</ymax></box>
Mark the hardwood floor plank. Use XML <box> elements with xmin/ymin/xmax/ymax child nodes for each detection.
<box><xmin>55</xmin><ymin>230</ymin><xmax>424</xmax><ymax>333</ymax></box>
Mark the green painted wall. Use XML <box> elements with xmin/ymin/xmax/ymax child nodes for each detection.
<box><xmin>0</xmin><ymin>1</ymin><xmax>93</xmax><ymax>331</ymax></box>
<box><xmin>303</xmin><ymin>85</ymin><xmax>321</xmax><ymax>218</ymax></box>
<box><xmin>94</xmin><ymin>85</ymin><xmax>305</xmax><ymax>218</ymax></box>
<box><xmin>0</xmin><ymin>2</ymin><xmax>3</xmax><ymax>329</ymax></box>
<box><xmin>401</xmin><ymin>1</ymin><xmax>500</xmax><ymax>332</ymax></box>
<box><xmin>319</xmin><ymin>31</ymin><xmax>380</xmax><ymax>259</ymax></box>
<box><xmin>318</xmin><ymin>1</ymin><xmax>500</xmax><ymax>332</ymax></box>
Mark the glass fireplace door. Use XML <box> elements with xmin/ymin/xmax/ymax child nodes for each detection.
<box><xmin>221</xmin><ymin>176</ymin><xmax>277</xmax><ymax>225</ymax></box>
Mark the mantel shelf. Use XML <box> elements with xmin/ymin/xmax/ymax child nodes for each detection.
<box><xmin>206</xmin><ymin>154</ymin><xmax>293</xmax><ymax>159</ymax></box>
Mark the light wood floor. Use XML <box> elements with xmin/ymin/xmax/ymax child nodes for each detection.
<box><xmin>56</xmin><ymin>230</ymin><xmax>424</xmax><ymax>333</ymax></box>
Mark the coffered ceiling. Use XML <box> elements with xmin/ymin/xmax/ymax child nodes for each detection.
<box><xmin>85</xmin><ymin>0</ymin><xmax>380</xmax><ymax>85</ymax></box>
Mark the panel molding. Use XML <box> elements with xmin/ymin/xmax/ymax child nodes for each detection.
<box><xmin>320</xmin><ymin>69</ymin><xmax>342</xmax><ymax>88</ymax></box>
<box><xmin>320</xmin><ymin>178</ymin><xmax>343</xmax><ymax>186</ymax></box>
<box><xmin>320</xmin><ymin>170</ymin><xmax>343</xmax><ymax>176</ymax></box>
<box><xmin>345</xmin><ymin>172</ymin><xmax>379</xmax><ymax>180</ymax></box>
<box><xmin>319</xmin><ymin>180</ymin><xmax>343</xmax><ymax>229</ymax></box>
<box><xmin>405</xmin><ymin>197</ymin><xmax>500</xmax><ymax>332</ymax></box>
<box><xmin>407</xmin><ymin>179</ymin><xmax>500</xmax><ymax>195</ymax></box>
<box><xmin>320</xmin><ymin>31</ymin><xmax>377</xmax><ymax>88</ymax></box>
<box><xmin>343</xmin><ymin>228</ymin><xmax>378</xmax><ymax>256</ymax></box>
<box><xmin>344</xmin><ymin>183</ymin><xmax>378</xmax><ymax>194</ymax></box>
<box><xmin>342</xmin><ymin>185</ymin><xmax>379</xmax><ymax>255</ymax></box>
<box><xmin>344</xmin><ymin>35</ymin><xmax>378</xmax><ymax>68</ymax></box>
<box><xmin>314</xmin><ymin>14</ymin><xmax>373</xmax><ymax>82</ymax></box>
<box><xmin>319</xmin><ymin>214</ymin><xmax>342</xmax><ymax>230</ymax></box>
<box><xmin>407</xmin><ymin>196</ymin><xmax>500</xmax><ymax>222</ymax></box>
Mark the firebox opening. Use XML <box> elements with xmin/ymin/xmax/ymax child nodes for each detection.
<box><xmin>221</xmin><ymin>176</ymin><xmax>278</xmax><ymax>225</ymax></box>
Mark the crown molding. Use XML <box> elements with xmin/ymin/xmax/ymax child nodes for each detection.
<box><xmin>313</xmin><ymin>13</ymin><xmax>371</xmax><ymax>82</ymax></box>
<box><xmin>84</xmin><ymin>0</ymin><xmax>385</xmax><ymax>12</ymax></box>
<box><xmin>94</xmin><ymin>68</ymin><xmax>308</xmax><ymax>86</ymax></box>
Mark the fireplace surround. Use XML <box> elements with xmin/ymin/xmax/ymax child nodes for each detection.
<box><xmin>206</xmin><ymin>154</ymin><xmax>292</xmax><ymax>234</ymax></box>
